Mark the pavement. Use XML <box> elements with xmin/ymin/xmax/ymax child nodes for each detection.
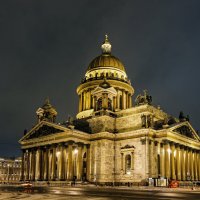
<box><xmin>0</xmin><ymin>184</ymin><xmax>200</xmax><ymax>200</ymax></box>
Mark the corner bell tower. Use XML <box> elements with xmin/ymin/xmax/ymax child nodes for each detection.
<box><xmin>76</xmin><ymin>35</ymin><xmax>134</xmax><ymax>119</ymax></box>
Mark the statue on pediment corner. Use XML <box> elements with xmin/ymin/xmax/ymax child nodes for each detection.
<box><xmin>135</xmin><ymin>89</ymin><xmax>152</xmax><ymax>106</ymax></box>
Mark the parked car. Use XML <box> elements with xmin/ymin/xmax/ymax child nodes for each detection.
<box><xmin>168</xmin><ymin>180</ymin><xmax>179</xmax><ymax>188</ymax></box>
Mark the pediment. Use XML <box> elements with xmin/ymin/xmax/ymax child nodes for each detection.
<box><xmin>92</xmin><ymin>86</ymin><xmax>117</xmax><ymax>96</ymax></box>
<box><xmin>19</xmin><ymin>121</ymin><xmax>65</xmax><ymax>142</ymax></box>
<box><xmin>170</xmin><ymin>122</ymin><xmax>200</xmax><ymax>141</ymax></box>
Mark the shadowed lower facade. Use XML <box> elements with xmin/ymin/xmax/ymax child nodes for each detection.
<box><xmin>19</xmin><ymin>36</ymin><xmax>200</xmax><ymax>185</ymax></box>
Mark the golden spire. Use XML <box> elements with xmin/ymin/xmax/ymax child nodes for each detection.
<box><xmin>101</xmin><ymin>34</ymin><xmax>112</xmax><ymax>54</ymax></box>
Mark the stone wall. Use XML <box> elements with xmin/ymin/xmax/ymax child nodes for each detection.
<box><xmin>88</xmin><ymin>129</ymin><xmax>157</xmax><ymax>184</ymax></box>
<box><xmin>88</xmin><ymin>116</ymin><xmax>115</xmax><ymax>133</ymax></box>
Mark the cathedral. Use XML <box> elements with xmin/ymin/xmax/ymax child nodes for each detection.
<box><xmin>19</xmin><ymin>36</ymin><xmax>200</xmax><ymax>186</ymax></box>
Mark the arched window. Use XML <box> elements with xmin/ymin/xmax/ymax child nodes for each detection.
<box><xmin>125</xmin><ymin>154</ymin><xmax>131</xmax><ymax>174</ymax></box>
<box><xmin>97</xmin><ymin>98</ymin><xmax>102</xmax><ymax>110</ymax></box>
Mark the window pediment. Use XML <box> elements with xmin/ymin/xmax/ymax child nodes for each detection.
<box><xmin>121</xmin><ymin>144</ymin><xmax>135</xmax><ymax>149</ymax></box>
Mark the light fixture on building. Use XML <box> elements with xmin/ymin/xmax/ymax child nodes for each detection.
<box><xmin>127</xmin><ymin>171</ymin><xmax>131</xmax><ymax>175</ymax></box>
<box><xmin>174</xmin><ymin>150</ymin><xmax>176</xmax><ymax>157</ymax></box>
<box><xmin>56</xmin><ymin>151</ymin><xmax>60</xmax><ymax>157</ymax></box>
<box><xmin>74</xmin><ymin>148</ymin><xmax>78</xmax><ymax>155</ymax></box>
<box><xmin>167</xmin><ymin>148</ymin><xmax>171</xmax><ymax>154</ymax></box>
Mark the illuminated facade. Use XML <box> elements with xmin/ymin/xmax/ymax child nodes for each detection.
<box><xmin>0</xmin><ymin>157</ymin><xmax>21</xmax><ymax>182</ymax></box>
<box><xmin>19</xmin><ymin>36</ymin><xmax>200</xmax><ymax>184</ymax></box>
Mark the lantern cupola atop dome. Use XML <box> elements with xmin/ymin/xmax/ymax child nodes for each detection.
<box><xmin>86</xmin><ymin>35</ymin><xmax>126</xmax><ymax>73</ymax></box>
<box><xmin>101</xmin><ymin>34</ymin><xmax>112</xmax><ymax>54</ymax></box>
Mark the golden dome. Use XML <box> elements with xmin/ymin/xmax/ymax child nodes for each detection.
<box><xmin>87</xmin><ymin>54</ymin><xmax>125</xmax><ymax>72</ymax></box>
<box><xmin>87</xmin><ymin>35</ymin><xmax>126</xmax><ymax>72</ymax></box>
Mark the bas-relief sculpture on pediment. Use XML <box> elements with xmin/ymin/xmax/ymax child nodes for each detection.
<box><xmin>25</xmin><ymin>124</ymin><xmax>64</xmax><ymax>140</ymax></box>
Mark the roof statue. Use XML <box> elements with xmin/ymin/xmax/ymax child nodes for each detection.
<box><xmin>36</xmin><ymin>98</ymin><xmax>57</xmax><ymax>123</ymax></box>
<box><xmin>135</xmin><ymin>89</ymin><xmax>152</xmax><ymax>106</ymax></box>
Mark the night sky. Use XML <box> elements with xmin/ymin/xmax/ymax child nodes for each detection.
<box><xmin>1</xmin><ymin>0</ymin><xmax>200</xmax><ymax>157</ymax></box>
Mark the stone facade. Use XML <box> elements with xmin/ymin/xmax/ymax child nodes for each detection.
<box><xmin>0</xmin><ymin>157</ymin><xmax>21</xmax><ymax>182</ymax></box>
<box><xmin>19</xmin><ymin>36</ymin><xmax>200</xmax><ymax>185</ymax></box>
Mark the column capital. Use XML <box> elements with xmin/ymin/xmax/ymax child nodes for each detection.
<box><xmin>77</xmin><ymin>142</ymin><xmax>84</xmax><ymax>147</ymax></box>
<box><xmin>44</xmin><ymin>145</ymin><xmax>51</xmax><ymax>149</ymax></box>
<box><xmin>191</xmin><ymin>149</ymin><xmax>196</xmax><ymax>153</ymax></box>
<box><xmin>168</xmin><ymin>141</ymin><xmax>176</xmax><ymax>146</ymax></box>
<box><xmin>174</xmin><ymin>143</ymin><xmax>181</xmax><ymax>148</ymax></box>
<box><xmin>65</xmin><ymin>141</ymin><xmax>74</xmax><ymax>146</ymax></box>
<box><xmin>148</xmin><ymin>139</ymin><xmax>153</xmax><ymax>144</ymax></box>
<box><xmin>162</xmin><ymin>139</ymin><xmax>170</xmax><ymax>144</ymax></box>
<box><xmin>154</xmin><ymin>141</ymin><xmax>159</xmax><ymax>146</ymax></box>
<box><xmin>187</xmin><ymin>147</ymin><xmax>192</xmax><ymax>151</ymax></box>
<box><xmin>58</xmin><ymin>142</ymin><xmax>66</xmax><ymax>147</ymax></box>
<box><xmin>179</xmin><ymin>145</ymin><xmax>185</xmax><ymax>149</ymax></box>
<box><xmin>169</xmin><ymin>142</ymin><xmax>176</xmax><ymax>147</ymax></box>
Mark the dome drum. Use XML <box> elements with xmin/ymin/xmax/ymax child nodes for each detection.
<box><xmin>77</xmin><ymin>79</ymin><xmax>134</xmax><ymax>95</ymax></box>
<box><xmin>81</xmin><ymin>73</ymin><xmax>130</xmax><ymax>85</ymax></box>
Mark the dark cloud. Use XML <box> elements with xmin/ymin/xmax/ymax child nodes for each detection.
<box><xmin>0</xmin><ymin>0</ymin><xmax>200</xmax><ymax>157</ymax></box>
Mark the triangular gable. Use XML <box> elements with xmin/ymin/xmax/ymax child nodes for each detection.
<box><xmin>169</xmin><ymin>121</ymin><xmax>200</xmax><ymax>141</ymax></box>
<box><xmin>19</xmin><ymin>121</ymin><xmax>65</xmax><ymax>142</ymax></box>
<box><xmin>92</xmin><ymin>86</ymin><xmax>117</xmax><ymax>95</ymax></box>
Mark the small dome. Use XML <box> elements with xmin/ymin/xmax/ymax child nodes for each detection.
<box><xmin>87</xmin><ymin>54</ymin><xmax>125</xmax><ymax>72</ymax></box>
<box><xmin>87</xmin><ymin>35</ymin><xmax>126</xmax><ymax>72</ymax></box>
